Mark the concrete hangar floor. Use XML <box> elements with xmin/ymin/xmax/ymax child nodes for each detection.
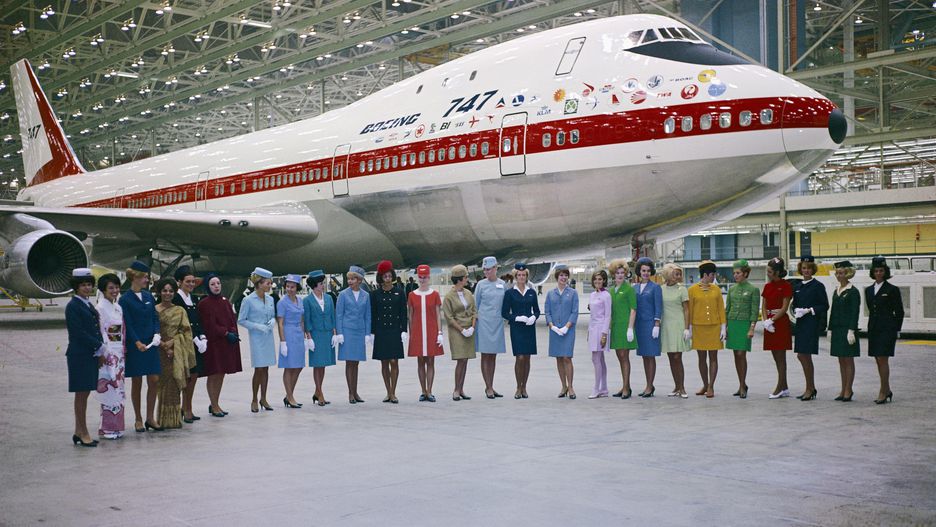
<box><xmin>1</xmin><ymin>307</ymin><xmax>934</xmax><ymax>526</ymax></box>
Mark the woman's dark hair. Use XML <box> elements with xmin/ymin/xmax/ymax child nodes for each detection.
<box><xmin>97</xmin><ymin>273</ymin><xmax>121</xmax><ymax>292</ymax></box>
<box><xmin>379</xmin><ymin>269</ymin><xmax>397</xmax><ymax>283</ymax></box>
<box><xmin>306</xmin><ymin>274</ymin><xmax>327</xmax><ymax>289</ymax></box>
<box><xmin>154</xmin><ymin>277</ymin><xmax>178</xmax><ymax>296</ymax></box>
<box><xmin>869</xmin><ymin>264</ymin><xmax>891</xmax><ymax>280</ymax></box>
<box><xmin>450</xmin><ymin>275</ymin><xmax>467</xmax><ymax>285</ymax></box>
<box><xmin>591</xmin><ymin>269</ymin><xmax>608</xmax><ymax>289</ymax></box>
<box><xmin>767</xmin><ymin>257</ymin><xmax>787</xmax><ymax>279</ymax></box>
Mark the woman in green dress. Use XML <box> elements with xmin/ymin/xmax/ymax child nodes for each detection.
<box><xmin>660</xmin><ymin>264</ymin><xmax>690</xmax><ymax>398</ymax></box>
<box><xmin>725</xmin><ymin>260</ymin><xmax>759</xmax><ymax>399</ymax></box>
<box><xmin>829</xmin><ymin>260</ymin><xmax>860</xmax><ymax>401</ymax></box>
<box><xmin>154</xmin><ymin>278</ymin><xmax>197</xmax><ymax>429</ymax></box>
<box><xmin>607</xmin><ymin>259</ymin><xmax>637</xmax><ymax>399</ymax></box>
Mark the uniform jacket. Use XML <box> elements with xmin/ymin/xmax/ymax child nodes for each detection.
<box><xmin>65</xmin><ymin>296</ymin><xmax>104</xmax><ymax>357</ymax></box>
<box><xmin>865</xmin><ymin>281</ymin><xmax>904</xmax><ymax>333</ymax></box>
<box><xmin>688</xmin><ymin>282</ymin><xmax>726</xmax><ymax>326</ymax></box>
<box><xmin>119</xmin><ymin>289</ymin><xmax>160</xmax><ymax>351</ymax></box>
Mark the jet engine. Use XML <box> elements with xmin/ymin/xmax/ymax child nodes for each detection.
<box><xmin>0</xmin><ymin>214</ymin><xmax>88</xmax><ymax>297</ymax></box>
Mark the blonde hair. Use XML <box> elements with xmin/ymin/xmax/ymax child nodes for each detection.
<box><xmin>608</xmin><ymin>258</ymin><xmax>631</xmax><ymax>276</ymax></box>
<box><xmin>125</xmin><ymin>268</ymin><xmax>148</xmax><ymax>282</ymax></box>
<box><xmin>250</xmin><ymin>273</ymin><xmax>272</xmax><ymax>287</ymax></box>
<box><xmin>838</xmin><ymin>266</ymin><xmax>856</xmax><ymax>280</ymax></box>
<box><xmin>512</xmin><ymin>268</ymin><xmax>529</xmax><ymax>280</ymax></box>
<box><xmin>659</xmin><ymin>263</ymin><xmax>683</xmax><ymax>283</ymax></box>
<box><xmin>798</xmin><ymin>260</ymin><xmax>818</xmax><ymax>275</ymax></box>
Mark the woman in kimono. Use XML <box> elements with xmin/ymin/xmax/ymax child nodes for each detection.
<box><xmin>119</xmin><ymin>260</ymin><xmax>162</xmax><ymax>432</ymax></box>
<box><xmin>608</xmin><ymin>260</ymin><xmax>637</xmax><ymax>399</ymax></box>
<box><xmin>238</xmin><ymin>267</ymin><xmax>277</xmax><ymax>413</ymax></box>
<box><xmin>443</xmin><ymin>265</ymin><xmax>477</xmax><ymax>401</ymax></box>
<box><xmin>660</xmin><ymin>264</ymin><xmax>690</xmax><ymax>399</ymax></box>
<box><xmin>95</xmin><ymin>273</ymin><xmax>125</xmax><ymax>439</ymax></box>
<box><xmin>197</xmin><ymin>273</ymin><xmax>243</xmax><ymax>417</ymax></box>
<box><xmin>66</xmin><ymin>268</ymin><xmax>104</xmax><ymax>447</ymax></box>
<box><xmin>587</xmin><ymin>270</ymin><xmax>612</xmax><ymax>399</ymax></box>
<box><xmin>762</xmin><ymin>258</ymin><xmax>793</xmax><ymax>399</ymax></box>
<box><xmin>687</xmin><ymin>261</ymin><xmax>726</xmax><ymax>398</ymax></box>
<box><xmin>865</xmin><ymin>257</ymin><xmax>903</xmax><ymax>404</ymax></box>
<box><xmin>501</xmin><ymin>263</ymin><xmax>540</xmax><ymax>399</ymax></box>
<box><xmin>408</xmin><ymin>265</ymin><xmax>444</xmax><ymax>402</ymax></box>
<box><xmin>545</xmin><ymin>265</ymin><xmax>578</xmax><ymax>399</ymax></box>
<box><xmin>154</xmin><ymin>278</ymin><xmax>197</xmax><ymax>429</ymax></box>
<box><xmin>475</xmin><ymin>256</ymin><xmax>507</xmax><ymax>399</ymax></box>
<box><xmin>829</xmin><ymin>260</ymin><xmax>859</xmax><ymax>402</ymax></box>
<box><xmin>725</xmin><ymin>260</ymin><xmax>759</xmax><ymax>399</ymax></box>
<box><xmin>791</xmin><ymin>256</ymin><xmax>828</xmax><ymax>401</ymax></box>
<box><xmin>633</xmin><ymin>257</ymin><xmax>662</xmax><ymax>398</ymax></box>
<box><xmin>173</xmin><ymin>266</ymin><xmax>206</xmax><ymax>423</ymax></box>
<box><xmin>336</xmin><ymin>265</ymin><xmax>371</xmax><ymax>404</ymax></box>
<box><xmin>278</xmin><ymin>274</ymin><xmax>308</xmax><ymax>408</ymax></box>
<box><xmin>371</xmin><ymin>260</ymin><xmax>407</xmax><ymax>404</ymax></box>
<box><xmin>303</xmin><ymin>270</ymin><xmax>337</xmax><ymax>406</ymax></box>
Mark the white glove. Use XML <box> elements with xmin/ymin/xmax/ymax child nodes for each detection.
<box><xmin>331</xmin><ymin>334</ymin><xmax>340</xmax><ymax>348</ymax></box>
<box><xmin>336</xmin><ymin>334</ymin><xmax>345</xmax><ymax>345</ymax></box>
<box><xmin>651</xmin><ymin>326</ymin><xmax>660</xmax><ymax>339</ymax></box>
<box><xmin>525</xmin><ymin>316</ymin><xmax>535</xmax><ymax>326</ymax></box>
<box><xmin>265</xmin><ymin>319</ymin><xmax>276</xmax><ymax>333</ymax></box>
<box><xmin>436</xmin><ymin>333</ymin><xmax>444</xmax><ymax>346</ymax></box>
<box><xmin>793</xmin><ymin>308</ymin><xmax>810</xmax><ymax>319</ymax></box>
<box><xmin>280</xmin><ymin>342</ymin><xmax>288</xmax><ymax>357</ymax></box>
<box><xmin>365</xmin><ymin>334</ymin><xmax>374</xmax><ymax>347</ymax></box>
<box><xmin>514</xmin><ymin>316</ymin><xmax>528</xmax><ymax>324</ymax></box>
<box><xmin>627</xmin><ymin>328</ymin><xmax>635</xmax><ymax>342</ymax></box>
<box><xmin>550</xmin><ymin>325</ymin><xmax>563</xmax><ymax>336</ymax></box>
<box><xmin>464</xmin><ymin>327</ymin><xmax>474</xmax><ymax>337</ymax></box>
<box><xmin>559</xmin><ymin>326</ymin><xmax>569</xmax><ymax>336</ymax></box>
<box><xmin>401</xmin><ymin>332</ymin><xmax>408</xmax><ymax>344</ymax></box>
<box><xmin>461</xmin><ymin>328</ymin><xmax>472</xmax><ymax>337</ymax></box>
<box><xmin>305</xmin><ymin>337</ymin><xmax>315</xmax><ymax>352</ymax></box>
<box><xmin>193</xmin><ymin>336</ymin><xmax>208</xmax><ymax>354</ymax></box>
<box><xmin>847</xmin><ymin>329</ymin><xmax>856</xmax><ymax>345</ymax></box>
<box><xmin>763</xmin><ymin>319</ymin><xmax>775</xmax><ymax>333</ymax></box>
<box><xmin>683</xmin><ymin>329</ymin><xmax>692</xmax><ymax>341</ymax></box>
<box><xmin>719</xmin><ymin>324</ymin><xmax>727</xmax><ymax>341</ymax></box>
<box><xmin>148</xmin><ymin>334</ymin><xmax>162</xmax><ymax>348</ymax></box>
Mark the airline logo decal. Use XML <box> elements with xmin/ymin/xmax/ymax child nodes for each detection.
<box><xmin>511</xmin><ymin>95</ymin><xmax>525</xmax><ymax>107</ymax></box>
<box><xmin>621</xmin><ymin>78</ymin><xmax>639</xmax><ymax>93</ymax></box>
<box><xmin>360</xmin><ymin>113</ymin><xmax>421</xmax><ymax>134</ymax></box>
<box><xmin>415</xmin><ymin>124</ymin><xmax>425</xmax><ymax>138</ymax></box>
<box><xmin>581</xmin><ymin>82</ymin><xmax>595</xmax><ymax>97</ymax></box>
<box><xmin>669</xmin><ymin>75</ymin><xmax>692</xmax><ymax>83</ymax></box>
<box><xmin>564</xmin><ymin>99</ymin><xmax>578</xmax><ymax>115</ymax></box>
<box><xmin>611</xmin><ymin>93</ymin><xmax>621</xmax><ymax>105</ymax></box>
<box><xmin>646</xmin><ymin>75</ymin><xmax>663</xmax><ymax>89</ymax></box>
<box><xmin>654</xmin><ymin>91</ymin><xmax>672</xmax><ymax>99</ymax></box>
<box><xmin>468</xmin><ymin>116</ymin><xmax>480</xmax><ymax>127</ymax></box>
<box><xmin>630</xmin><ymin>91</ymin><xmax>647</xmax><ymax>104</ymax></box>
<box><xmin>553</xmin><ymin>89</ymin><xmax>566</xmax><ymax>102</ymax></box>
<box><xmin>708</xmin><ymin>82</ymin><xmax>727</xmax><ymax>97</ymax></box>
<box><xmin>495</xmin><ymin>98</ymin><xmax>506</xmax><ymax>108</ymax></box>
<box><xmin>681</xmin><ymin>84</ymin><xmax>699</xmax><ymax>99</ymax></box>
<box><xmin>698</xmin><ymin>69</ymin><xmax>716</xmax><ymax>83</ymax></box>
<box><xmin>600</xmin><ymin>84</ymin><xmax>613</xmax><ymax>93</ymax></box>
<box><xmin>536</xmin><ymin>106</ymin><xmax>552</xmax><ymax>116</ymax></box>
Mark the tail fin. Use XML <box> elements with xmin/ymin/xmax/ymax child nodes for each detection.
<box><xmin>10</xmin><ymin>59</ymin><xmax>85</xmax><ymax>186</ymax></box>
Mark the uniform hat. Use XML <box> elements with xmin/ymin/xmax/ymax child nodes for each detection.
<box><xmin>285</xmin><ymin>274</ymin><xmax>303</xmax><ymax>285</ymax></box>
<box><xmin>732</xmin><ymin>259</ymin><xmax>749</xmax><ymax>270</ymax></box>
<box><xmin>72</xmin><ymin>267</ymin><xmax>93</xmax><ymax>278</ymax></box>
<box><xmin>698</xmin><ymin>260</ymin><xmax>717</xmax><ymax>274</ymax></box>
<box><xmin>251</xmin><ymin>267</ymin><xmax>273</xmax><ymax>279</ymax></box>
<box><xmin>800</xmin><ymin>255</ymin><xmax>816</xmax><ymax>263</ymax></box>
<box><xmin>174</xmin><ymin>265</ymin><xmax>193</xmax><ymax>281</ymax></box>
<box><xmin>870</xmin><ymin>256</ymin><xmax>888</xmax><ymax>268</ymax></box>
<box><xmin>307</xmin><ymin>270</ymin><xmax>325</xmax><ymax>279</ymax></box>
<box><xmin>347</xmin><ymin>265</ymin><xmax>366</xmax><ymax>278</ymax></box>
<box><xmin>636</xmin><ymin>257</ymin><xmax>655</xmax><ymax>275</ymax></box>
<box><xmin>306</xmin><ymin>270</ymin><xmax>326</xmax><ymax>288</ymax></box>
<box><xmin>416</xmin><ymin>264</ymin><xmax>431</xmax><ymax>278</ymax></box>
<box><xmin>833</xmin><ymin>260</ymin><xmax>853</xmax><ymax>269</ymax></box>
<box><xmin>451</xmin><ymin>264</ymin><xmax>468</xmax><ymax>278</ymax></box>
<box><xmin>513</xmin><ymin>262</ymin><xmax>527</xmax><ymax>271</ymax></box>
<box><xmin>482</xmin><ymin>256</ymin><xmax>497</xmax><ymax>269</ymax></box>
<box><xmin>376</xmin><ymin>260</ymin><xmax>394</xmax><ymax>276</ymax></box>
<box><xmin>129</xmin><ymin>260</ymin><xmax>150</xmax><ymax>273</ymax></box>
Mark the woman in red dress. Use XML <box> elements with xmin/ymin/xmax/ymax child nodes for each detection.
<box><xmin>407</xmin><ymin>265</ymin><xmax>444</xmax><ymax>402</ymax></box>
<box><xmin>196</xmin><ymin>274</ymin><xmax>243</xmax><ymax>417</ymax></box>
<box><xmin>761</xmin><ymin>258</ymin><xmax>793</xmax><ymax>399</ymax></box>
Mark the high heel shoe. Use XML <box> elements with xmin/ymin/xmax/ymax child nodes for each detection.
<box><xmin>874</xmin><ymin>391</ymin><xmax>893</xmax><ymax>404</ymax></box>
<box><xmin>250</xmin><ymin>402</ymin><xmax>259</xmax><ymax>413</ymax></box>
<box><xmin>72</xmin><ymin>435</ymin><xmax>98</xmax><ymax>447</ymax></box>
<box><xmin>621</xmin><ymin>389</ymin><xmax>632</xmax><ymax>400</ymax></box>
<box><xmin>460</xmin><ymin>393</ymin><xmax>471</xmax><ymax>400</ymax></box>
<box><xmin>145</xmin><ymin>421</ymin><xmax>164</xmax><ymax>431</ymax></box>
<box><xmin>557</xmin><ymin>389</ymin><xmax>568</xmax><ymax>398</ymax></box>
<box><xmin>639</xmin><ymin>387</ymin><xmax>655</xmax><ymax>398</ymax></box>
<box><xmin>800</xmin><ymin>390</ymin><xmax>817</xmax><ymax>401</ymax></box>
<box><xmin>260</xmin><ymin>401</ymin><xmax>274</xmax><ymax>411</ymax></box>
<box><xmin>313</xmin><ymin>395</ymin><xmax>327</xmax><ymax>407</ymax></box>
<box><xmin>841</xmin><ymin>394</ymin><xmax>853</xmax><ymax>402</ymax></box>
<box><xmin>834</xmin><ymin>395</ymin><xmax>844</xmax><ymax>401</ymax></box>
<box><xmin>208</xmin><ymin>405</ymin><xmax>225</xmax><ymax>417</ymax></box>
<box><xmin>283</xmin><ymin>397</ymin><xmax>302</xmax><ymax>409</ymax></box>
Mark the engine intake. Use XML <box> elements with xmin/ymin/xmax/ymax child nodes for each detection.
<box><xmin>0</xmin><ymin>229</ymin><xmax>88</xmax><ymax>297</ymax></box>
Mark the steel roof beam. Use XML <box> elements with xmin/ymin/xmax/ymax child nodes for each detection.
<box><xmin>787</xmin><ymin>47</ymin><xmax>936</xmax><ymax>79</ymax></box>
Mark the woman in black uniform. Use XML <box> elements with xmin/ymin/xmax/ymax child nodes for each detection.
<box><xmin>173</xmin><ymin>266</ymin><xmax>206</xmax><ymax>422</ymax></box>
<box><xmin>370</xmin><ymin>260</ymin><xmax>407</xmax><ymax>404</ymax></box>
<box><xmin>65</xmin><ymin>268</ymin><xmax>104</xmax><ymax>447</ymax></box>
<box><xmin>865</xmin><ymin>257</ymin><xmax>903</xmax><ymax>404</ymax></box>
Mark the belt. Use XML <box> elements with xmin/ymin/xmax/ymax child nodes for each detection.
<box><xmin>767</xmin><ymin>309</ymin><xmax>784</xmax><ymax>315</ymax></box>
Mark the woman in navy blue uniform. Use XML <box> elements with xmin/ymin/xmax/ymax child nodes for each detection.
<box><xmin>790</xmin><ymin>256</ymin><xmax>828</xmax><ymax>401</ymax></box>
<box><xmin>633</xmin><ymin>257</ymin><xmax>663</xmax><ymax>398</ymax></box>
<box><xmin>501</xmin><ymin>263</ymin><xmax>540</xmax><ymax>399</ymax></box>
<box><xmin>865</xmin><ymin>257</ymin><xmax>903</xmax><ymax>404</ymax></box>
<box><xmin>66</xmin><ymin>268</ymin><xmax>104</xmax><ymax>447</ymax></box>
<box><xmin>173</xmin><ymin>266</ymin><xmax>206</xmax><ymax>423</ymax></box>
<box><xmin>119</xmin><ymin>260</ymin><xmax>163</xmax><ymax>432</ymax></box>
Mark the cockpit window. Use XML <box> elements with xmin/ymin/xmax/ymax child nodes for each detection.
<box><xmin>641</xmin><ymin>29</ymin><xmax>659</xmax><ymax>44</ymax></box>
<box><xmin>624</xmin><ymin>30</ymin><xmax>643</xmax><ymax>49</ymax></box>
<box><xmin>659</xmin><ymin>27</ymin><xmax>675</xmax><ymax>39</ymax></box>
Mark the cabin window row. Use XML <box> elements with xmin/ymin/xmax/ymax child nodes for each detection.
<box><xmin>662</xmin><ymin>109</ymin><xmax>774</xmax><ymax>134</ymax></box>
<box><xmin>540</xmin><ymin>129</ymin><xmax>581</xmax><ymax>148</ymax></box>
<box><xmin>358</xmin><ymin>142</ymin><xmax>490</xmax><ymax>174</ymax></box>
<box><xmin>130</xmin><ymin>191</ymin><xmax>188</xmax><ymax>208</ymax></box>
<box><xmin>250</xmin><ymin>167</ymin><xmax>330</xmax><ymax>191</ymax></box>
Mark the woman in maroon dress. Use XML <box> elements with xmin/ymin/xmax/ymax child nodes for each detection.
<box><xmin>761</xmin><ymin>258</ymin><xmax>793</xmax><ymax>399</ymax></box>
<box><xmin>196</xmin><ymin>274</ymin><xmax>242</xmax><ymax>417</ymax></box>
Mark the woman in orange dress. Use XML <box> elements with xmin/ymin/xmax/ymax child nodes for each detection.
<box><xmin>407</xmin><ymin>264</ymin><xmax>444</xmax><ymax>402</ymax></box>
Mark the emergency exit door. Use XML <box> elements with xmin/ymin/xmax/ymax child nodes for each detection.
<box><xmin>332</xmin><ymin>144</ymin><xmax>351</xmax><ymax>196</ymax></box>
<box><xmin>195</xmin><ymin>171</ymin><xmax>209</xmax><ymax>209</ymax></box>
<box><xmin>499</xmin><ymin>112</ymin><xmax>527</xmax><ymax>176</ymax></box>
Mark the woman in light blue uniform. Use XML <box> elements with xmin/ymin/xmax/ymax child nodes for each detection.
<box><xmin>474</xmin><ymin>256</ymin><xmax>507</xmax><ymax>399</ymax></box>
<box><xmin>336</xmin><ymin>265</ymin><xmax>371</xmax><ymax>404</ymax></box>
<box><xmin>303</xmin><ymin>270</ymin><xmax>336</xmax><ymax>406</ymax></box>
<box><xmin>237</xmin><ymin>267</ymin><xmax>276</xmax><ymax>413</ymax></box>
<box><xmin>277</xmin><ymin>274</ymin><xmax>308</xmax><ymax>408</ymax></box>
<box><xmin>544</xmin><ymin>265</ymin><xmax>579</xmax><ymax>399</ymax></box>
<box><xmin>633</xmin><ymin>257</ymin><xmax>663</xmax><ymax>398</ymax></box>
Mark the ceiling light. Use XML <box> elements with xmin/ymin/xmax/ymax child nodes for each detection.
<box><xmin>573</xmin><ymin>12</ymin><xmax>582</xmax><ymax>17</ymax></box>
<box><xmin>813</xmin><ymin>2</ymin><xmax>821</xmax><ymax>11</ymax></box>
<box><xmin>451</xmin><ymin>14</ymin><xmax>459</xmax><ymax>19</ymax></box>
<box><xmin>12</xmin><ymin>22</ymin><xmax>26</xmax><ymax>35</ymax></box>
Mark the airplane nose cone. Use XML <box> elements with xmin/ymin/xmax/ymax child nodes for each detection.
<box><xmin>828</xmin><ymin>108</ymin><xmax>846</xmax><ymax>144</ymax></box>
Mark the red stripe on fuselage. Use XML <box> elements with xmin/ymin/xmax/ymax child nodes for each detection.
<box><xmin>72</xmin><ymin>96</ymin><xmax>834</xmax><ymax>209</ymax></box>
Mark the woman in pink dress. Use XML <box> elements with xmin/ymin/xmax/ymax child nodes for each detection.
<box><xmin>588</xmin><ymin>270</ymin><xmax>612</xmax><ymax>399</ymax></box>
<box><xmin>95</xmin><ymin>273</ymin><xmax>126</xmax><ymax>439</ymax></box>
<box><xmin>407</xmin><ymin>265</ymin><xmax>444</xmax><ymax>402</ymax></box>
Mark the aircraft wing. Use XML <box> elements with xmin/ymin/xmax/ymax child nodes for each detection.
<box><xmin>0</xmin><ymin>202</ymin><xmax>318</xmax><ymax>255</ymax></box>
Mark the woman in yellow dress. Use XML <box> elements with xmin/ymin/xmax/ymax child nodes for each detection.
<box><xmin>687</xmin><ymin>261</ymin><xmax>726</xmax><ymax>398</ymax></box>
<box><xmin>154</xmin><ymin>278</ymin><xmax>197</xmax><ymax>429</ymax></box>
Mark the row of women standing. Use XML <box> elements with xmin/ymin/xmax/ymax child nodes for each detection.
<box><xmin>556</xmin><ymin>255</ymin><xmax>903</xmax><ymax>407</ymax></box>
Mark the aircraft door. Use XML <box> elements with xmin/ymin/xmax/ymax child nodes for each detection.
<box><xmin>499</xmin><ymin>112</ymin><xmax>527</xmax><ymax>176</ymax></box>
<box><xmin>195</xmin><ymin>170</ymin><xmax>209</xmax><ymax>209</ymax></box>
<box><xmin>111</xmin><ymin>187</ymin><xmax>125</xmax><ymax>209</ymax></box>
<box><xmin>332</xmin><ymin>144</ymin><xmax>351</xmax><ymax>196</ymax></box>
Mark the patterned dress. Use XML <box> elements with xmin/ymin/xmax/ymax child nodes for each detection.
<box><xmin>96</xmin><ymin>298</ymin><xmax>125</xmax><ymax>437</ymax></box>
<box><xmin>156</xmin><ymin>304</ymin><xmax>197</xmax><ymax>428</ymax></box>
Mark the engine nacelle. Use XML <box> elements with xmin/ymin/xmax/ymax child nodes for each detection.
<box><xmin>0</xmin><ymin>229</ymin><xmax>88</xmax><ymax>298</ymax></box>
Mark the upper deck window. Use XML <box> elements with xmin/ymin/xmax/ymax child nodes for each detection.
<box><xmin>555</xmin><ymin>37</ymin><xmax>586</xmax><ymax>76</ymax></box>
